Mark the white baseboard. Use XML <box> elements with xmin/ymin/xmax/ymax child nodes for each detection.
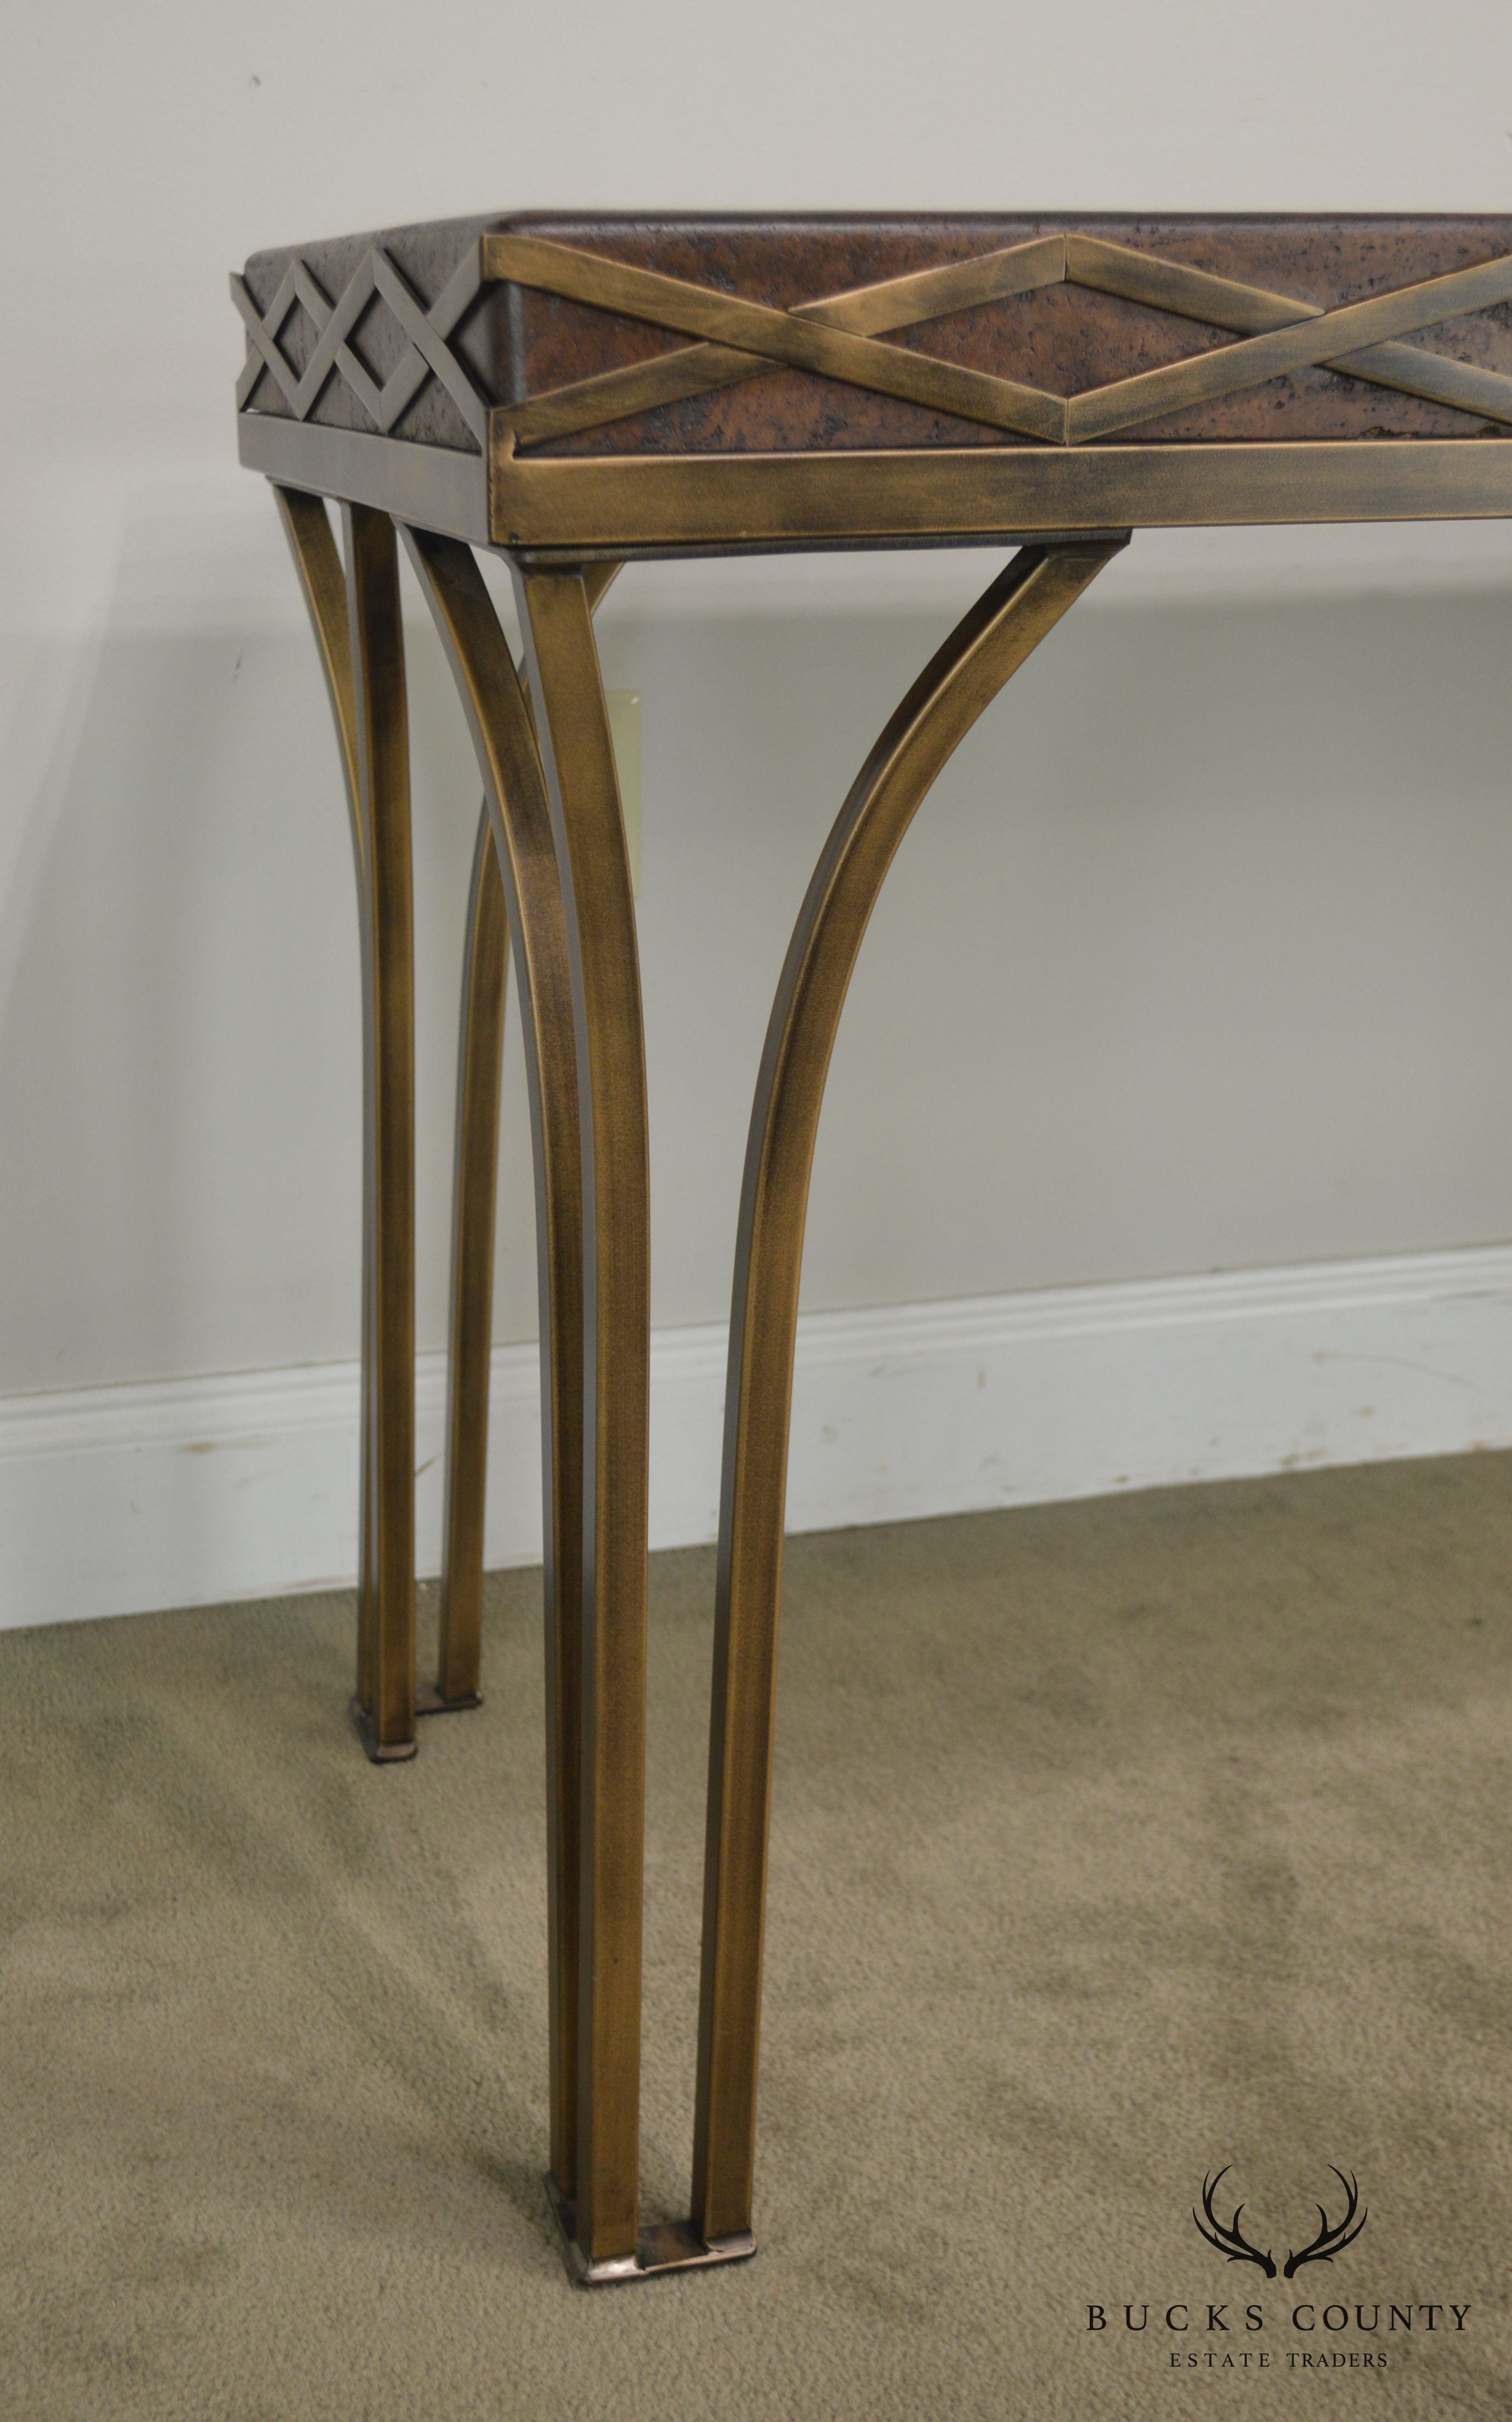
<box><xmin>5</xmin><ymin>1243</ymin><xmax>1512</xmax><ymax>1630</ymax></box>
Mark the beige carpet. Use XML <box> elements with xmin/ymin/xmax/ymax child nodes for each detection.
<box><xmin>3</xmin><ymin>1456</ymin><xmax>1510</xmax><ymax>2419</ymax></box>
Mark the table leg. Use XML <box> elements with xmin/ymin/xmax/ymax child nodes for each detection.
<box><xmin>429</xmin><ymin>568</ymin><xmax>618</xmax><ymax>1715</ymax></box>
<box><xmin>274</xmin><ymin>488</ymin><xmax>418</xmax><ymax>1762</ymax></box>
<box><xmin>690</xmin><ymin>539</ymin><xmax>1128</xmax><ymax>2245</ymax></box>
<box><xmin>401</xmin><ymin>529</ymin><xmax>590</xmax><ymax>2211</ymax></box>
<box><xmin>512</xmin><ymin>563</ymin><xmax>650</xmax><ymax>2279</ymax></box>
<box><xmin>428</xmin><ymin>802</ymin><xmax>506</xmax><ymax>1714</ymax></box>
<box><xmin>341</xmin><ymin>503</ymin><xmax>418</xmax><ymax>1761</ymax></box>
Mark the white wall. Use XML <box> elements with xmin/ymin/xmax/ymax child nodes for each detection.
<box><xmin>5</xmin><ymin>2</ymin><xmax>1512</xmax><ymax>1614</ymax></box>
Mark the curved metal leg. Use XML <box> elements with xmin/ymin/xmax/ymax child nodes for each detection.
<box><xmin>274</xmin><ymin>488</ymin><xmax>417</xmax><ymax>1762</ymax></box>
<box><xmin>690</xmin><ymin>538</ymin><xmax>1128</xmax><ymax>2245</ymax></box>
<box><xmin>512</xmin><ymin>563</ymin><xmax>650</xmax><ymax>2278</ymax></box>
<box><xmin>272</xmin><ymin>487</ymin><xmax>373</xmax><ymax>1643</ymax></box>
<box><xmin>342</xmin><ymin>503</ymin><xmax>418</xmax><ymax>1760</ymax></box>
<box><xmin>428</xmin><ymin>803</ymin><xmax>506</xmax><ymax>1714</ymax></box>
<box><xmin>400</xmin><ymin>529</ymin><xmax>590</xmax><ymax>2211</ymax></box>
<box><xmin>433</xmin><ymin>564</ymin><xmax>619</xmax><ymax>1716</ymax></box>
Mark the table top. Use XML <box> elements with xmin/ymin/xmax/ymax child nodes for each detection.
<box><xmin>233</xmin><ymin>214</ymin><xmax>1512</xmax><ymax>556</ymax></box>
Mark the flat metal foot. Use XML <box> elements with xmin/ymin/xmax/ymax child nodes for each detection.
<box><xmin>545</xmin><ymin>2175</ymin><xmax>755</xmax><ymax>2287</ymax></box>
<box><xmin>415</xmin><ymin>1684</ymin><xmax>484</xmax><ymax>1716</ymax></box>
<box><xmin>348</xmin><ymin>1695</ymin><xmax>418</xmax><ymax>1763</ymax></box>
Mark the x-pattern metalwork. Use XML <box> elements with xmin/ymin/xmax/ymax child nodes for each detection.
<box><xmin>484</xmin><ymin>230</ymin><xmax>1512</xmax><ymax>449</ymax></box>
<box><xmin>232</xmin><ymin>244</ymin><xmax>489</xmax><ymax>443</ymax></box>
<box><xmin>235</xmin><ymin>228</ymin><xmax>1512</xmax><ymax>457</ymax></box>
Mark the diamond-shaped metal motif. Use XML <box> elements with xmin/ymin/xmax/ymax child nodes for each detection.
<box><xmin>236</xmin><ymin>231</ymin><xmax>1512</xmax><ymax>459</ymax></box>
<box><xmin>233</xmin><ymin>244</ymin><xmax>489</xmax><ymax>445</ymax></box>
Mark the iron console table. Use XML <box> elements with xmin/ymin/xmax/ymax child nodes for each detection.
<box><xmin>233</xmin><ymin>212</ymin><xmax>1512</xmax><ymax>2284</ymax></box>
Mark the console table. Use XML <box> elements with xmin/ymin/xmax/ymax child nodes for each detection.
<box><xmin>232</xmin><ymin>212</ymin><xmax>1512</xmax><ymax>2284</ymax></box>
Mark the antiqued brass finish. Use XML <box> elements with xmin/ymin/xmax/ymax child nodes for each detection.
<box><xmin>233</xmin><ymin>244</ymin><xmax>488</xmax><ymax>440</ymax></box>
<box><xmin>342</xmin><ymin>504</ymin><xmax>417</xmax><ymax>1761</ymax></box>
<box><xmin>514</xmin><ymin>565</ymin><xmax>651</xmax><ymax>2271</ymax></box>
<box><xmin>244</xmin><ymin>415</ymin><xmax>489</xmax><ymax>540</ymax></box>
<box><xmin>577</xmin><ymin>559</ymin><xmax>625</xmax><ymax>615</ymax></box>
<box><xmin>480</xmin><ymin>230</ymin><xmax>1512</xmax><ymax>449</ymax></box>
<box><xmin>271</xmin><ymin>488</ymin><xmax>380</xmax><ymax>1696</ymax></box>
<box><xmin>483</xmin><ymin>231</ymin><xmax>1067</xmax><ymax>445</ymax></box>
<box><xmin>240</xmin><ymin>216</ymin><xmax>1512</xmax><ymax>566</ymax></box>
<box><xmin>240</xmin><ymin>214</ymin><xmax>1512</xmax><ymax>465</ymax></box>
<box><xmin>281</xmin><ymin>491</ymin><xmax>418</xmax><ymax>1758</ymax></box>
<box><xmin>499</xmin><ymin>236</ymin><xmax>1069</xmax><ymax>451</ymax></box>
<box><xmin>435</xmin><ymin>556</ymin><xmax>619</xmax><ymax>1713</ymax></box>
<box><xmin>242</xmin><ymin>417</ymin><xmax>1512</xmax><ymax>563</ymax></box>
<box><xmin>1063</xmin><ymin>250</ymin><xmax>1512</xmax><ymax>442</ymax></box>
<box><xmin>1064</xmin><ymin>233</ymin><xmax>1512</xmax><ymax>422</ymax></box>
<box><xmin>489</xmin><ymin>439</ymin><xmax>1512</xmax><ymax>557</ymax></box>
<box><xmin>241</xmin><ymin>208</ymin><xmax>1512</xmax><ymax>2289</ymax></box>
<box><xmin>272</xmin><ymin>489</ymin><xmax>362</xmax><ymax>813</ymax></box>
<box><xmin>275</xmin><ymin>485</ymin><xmax>489</xmax><ymax>1751</ymax></box>
<box><xmin>433</xmin><ymin>803</ymin><xmax>506</xmax><ymax>1712</ymax></box>
<box><xmin>418</xmin><ymin>546</ymin><xmax>724</xmax><ymax>2283</ymax></box>
<box><xmin>689</xmin><ymin>538</ymin><xmax>1125</xmax><ymax>2243</ymax></box>
<box><xmin>401</xmin><ymin>527</ymin><xmax>590</xmax><ymax>2192</ymax></box>
<box><xmin>544</xmin><ymin>2175</ymin><xmax>754</xmax><ymax>2287</ymax></box>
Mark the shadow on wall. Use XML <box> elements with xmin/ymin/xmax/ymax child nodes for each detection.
<box><xmin>3</xmin><ymin>519</ymin><xmax>1512</xmax><ymax>1401</ymax></box>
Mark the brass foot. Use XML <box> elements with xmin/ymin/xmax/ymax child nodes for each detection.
<box><xmin>544</xmin><ymin>2175</ymin><xmax>755</xmax><ymax>2287</ymax></box>
<box><xmin>415</xmin><ymin>1683</ymin><xmax>484</xmax><ymax>1716</ymax></box>
<box><xmin>347</xmin><ymin>1695</ymin><xmax>418</xmax><ymax>1763</ymax></box>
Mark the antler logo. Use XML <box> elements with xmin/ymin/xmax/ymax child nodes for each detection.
<box><xmin>1193</xmin><ymin>2166</ymin><xmax>1368</xmax><ymax>2280</ymax></box>
<box><xmin>1282</xmin><ymin>2169</ymin><xmax>1368</xmax><ymax>2279</ymax></box>
<box><xmin>1194</xmin><ymin>2168</ymin><xmax>1277</xmax><ymax>2278</ymax></box>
